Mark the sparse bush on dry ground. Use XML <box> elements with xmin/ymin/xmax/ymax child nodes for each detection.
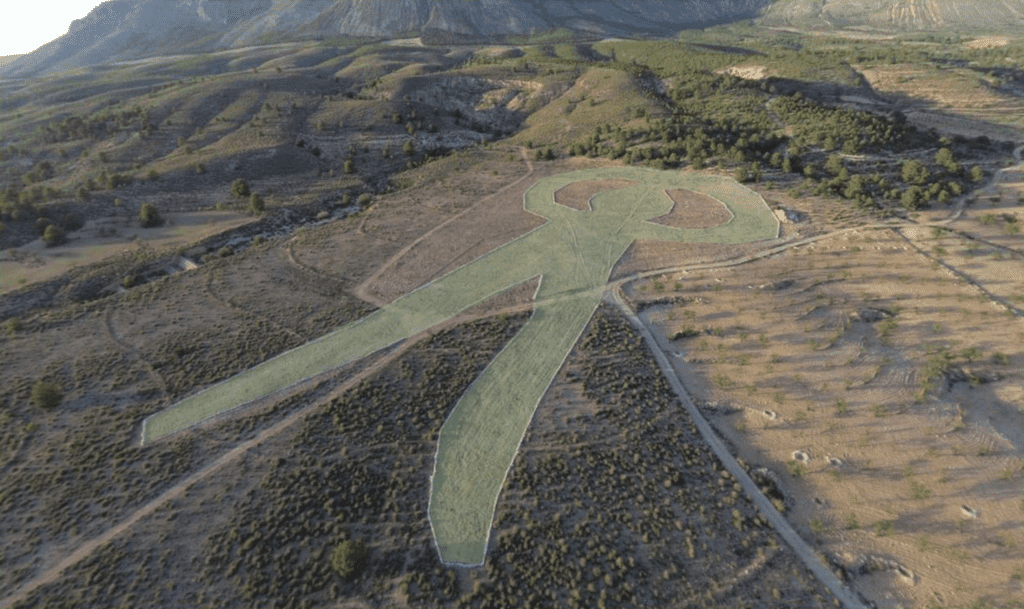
<box><xmin>6</xmin><ymin>307</ymin><xmax>840</xmax><ymax>609</ymax></box>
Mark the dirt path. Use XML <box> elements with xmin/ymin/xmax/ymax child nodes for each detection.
<box><xmin>611</xmin><ymin>288</ymin><xmax>870</xmax><ymax>609</ymax></box>
<box><xmin>103</xmin><ymin>309</ymin><xmax>170</xmax><ymax>399</ymax></box>
<box><xmin>354</xmin><ymin>146</ymin><xmax>534</xmax><ymax>307</ymax></box>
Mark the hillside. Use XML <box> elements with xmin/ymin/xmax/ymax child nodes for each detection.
<box><xmin>0</xmin><ymin>29</ymin><xmax>1021</xmax><ymax>609</ymax></box>
<box><xmin>760</xmin><ymin>0</ymin><xmax>1024</xmax><ymax>32</ymax></box>
<box><xmin>0</xmin><ymin>0</ymin><xmax>772</xmax><ymax>78</ymax></box>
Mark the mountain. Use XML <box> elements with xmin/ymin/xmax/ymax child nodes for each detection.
<box><xmin>5</xmin><ymin>0</ymin><xmax>1022</xmax><ymax>79</ymax></box>
<box><xmin>759</xmin><ymin>0</ymin><xmax>1024</xmax><ymax>32</ymax></box>
<box><xmin>2</xmin><ymin>0</ymin><xmax>770</xmax><ymax>78</ymax></box>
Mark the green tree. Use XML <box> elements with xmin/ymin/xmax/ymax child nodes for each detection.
<box><xmin>969</xmin><ymin>165</ymin><xmax>985</xmax><ymax>183</ymax></box>
<box><xmin>343</xmin><ymin>158</ymin><xmax>355</xmax><ymax>174</ymax></box>
<box><xmin>139</xmin><ymin>202</ymin><xmax>163</xmax><ymax>228</ymax></box>
<box><xmin>42</xmin><ymin>224</ymin><xmax>66</xmax><ymax>246</ymax></box>
<box><xmin>231</xmin><ymin>178</ymin><xmax>251</xmax><ymax>198</ymax></box>
<box><xmin>934</xmin><ymin>147</ymin><xmax>955</xmax><ymax>170</ymax></box>
<box><xmin>31</xmin><ymin>380</ymin><xmax>62</xmax><ymax>410</ymax></box>
<box><xmin>901</xmin><ymin>186</ymin><xmax>925</xmax><ymax>210</ymax></box>
<box><xmin>825</xmin><ymin>154</ymin><xmax>844</xmax><ymax>176</ymax></box>
<box><xmin>249</xmin><ymin>193</ymin><xmax>266</xmax><ymax>215</ymax></box>
<box><xmin>901</xmin><ymin>159</ymin><xmax>929</xmax><ymax>185</ymax></box>
<box><xmin>331</xmin><ymin>540</ymin><xmax>369</xmax><ymax>581</ymax></box>
<box><xmin>402</xmin><ymin>140</ymin><xmax>415</xmax><ymax>156</ymax></box>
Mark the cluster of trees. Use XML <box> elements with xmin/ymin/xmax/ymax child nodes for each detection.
<box><xmin>772</xmin><ymin>93</ymin><xmax>918</xmax><ymax>154</ymax></box>
<box><xmin>36</xmin><ymin>106</ymin><xmax>154</xmax><ymax>143</ymax></box>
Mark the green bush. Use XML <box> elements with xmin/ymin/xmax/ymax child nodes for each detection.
<box><xmin>42</xmin><ymin>224</ymin><xmax>66</xmax><ymax>246</ymax></box>
<box><xmin>331</xmin><ymin>539</ymin><xmax>369</xmax><ymax>581</ymax></box>
<box><xmin>249</xmin><ymin>193</ymin><xmax>265</xmax><ymax>215</ymax></box>
<box><xmin>139</xmin><ymin>202</ymin><xmax>163</xmax><ymax>228</ymax></box>
<box><xmin>231</xmin><ymin>178</ymin><xmax>251</xmax><ymax>198</ymax></box>
<box><xmin>31</xmin><ymin>380</ymin><xmax>63</xmax><ymax>410</ymax></box>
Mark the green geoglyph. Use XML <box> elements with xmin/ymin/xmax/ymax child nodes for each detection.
<box><xmin>142</xmin><ymin>167</ymin><xmax>778</xmax><ymax>565</ymax></box>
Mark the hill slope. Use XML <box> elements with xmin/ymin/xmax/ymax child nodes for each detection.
<box><xmin>2</xmin><ymin>0</ymin><xmax>770</xmax><ymax>78</ymax></box>
<box><xmin>760</xmin><ymin>0</ymin><xmax>1024</xmax><ymax>31</ymax></box>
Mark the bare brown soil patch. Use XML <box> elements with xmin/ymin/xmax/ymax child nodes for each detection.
<box><xmin>963</xmin><ymin>37</ymin><xmax>1010</xmax><ymax>50</ymax></box>
<box><xmin>0</xmin><ymin>211</ymin><xmax>254</xmax><ymax>294</ymax></box>
<box><xmin>652</xmin><ymin>188</ymin><xmax>734</xmax><ymax>229</ymax></box>
<box><xmin>553</xmin><ymin>178</ymin><xmax>638</xmax><ymax>211</ymax></box>
<box><xmin>632</xmin><ymin>222</ymin><xmax>1023</xmax><ymax>609</ymax></box>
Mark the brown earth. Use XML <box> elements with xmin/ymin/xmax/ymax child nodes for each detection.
<box><xmin>652</xmin><ymin>188</ymin><xmax>735</xmax><ymax>229</ymax></box>
<box><xmin>552</xmin><ymin>178</ymin><xmax>638</xmax><ymax>211</ymax></box>
<box><xmin>630</xmin><ymin>203</ymin><xmax>1023</xmax><ymax>608</ymax></box>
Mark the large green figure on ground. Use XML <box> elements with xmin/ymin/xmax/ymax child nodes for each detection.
<box><xmin>143</xmin><ymin>167</ymin><xmax>778</xmax><ymax>565</ymax></box>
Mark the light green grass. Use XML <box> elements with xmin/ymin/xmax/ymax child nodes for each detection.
<box><xmin>141</xmin><ymin>167</ymin><xmax>778</xmax><ymax>562</ymax></box>
<box><xmin>426</xmin><ymin>167</ymin><xmax>777</xmax><ymax>564</ymax></box>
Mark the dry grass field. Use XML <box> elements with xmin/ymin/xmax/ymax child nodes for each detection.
<box><xmin>857</xmin><ymin>63</ymin><xmax>1024</xmax><ymax>143</ymax></box>
<box><xmin>630</xmin><ymin>177</ymin><xmax>1023</xmax><ymax>608</ymax></box>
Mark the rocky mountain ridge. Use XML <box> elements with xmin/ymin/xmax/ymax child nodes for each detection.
<box><xmin>4</xmin><ymin>0</ymin><xmax>1022</xmax><ymax>79</ymax></box>
<box><xmin>4</xmin><ymin>0</ymin><xmax>769</xmax><ymax>78</ymax></box>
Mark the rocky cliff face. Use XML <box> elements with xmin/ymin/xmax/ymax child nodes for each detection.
<box><xmin>4</xmin><ymin>0</ymin><xmax>770</xmax><ymax>77</ymax></box>
<box><xmin>759</xmin><ymin>0</ymin><xmax>1024</xmax><ymax>31</ymax></box>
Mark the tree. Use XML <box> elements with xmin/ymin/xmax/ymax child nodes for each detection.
<box><xmin>331</xmin><ymin>540</ymin><xmax>369</xmax><ymax>581</ymax></box>
<box><xmin>31</xmin><ymin>380</ymin><xmax>62</xmax><ymax>410</ymax></box>
<box><xmin>901</xmin><ymin>159</ymin><xmax>929</xmax><ymax>185</ymax></box>
<box><xmin>231</xmin><ymin>178</ymin><xmax>251</xmax><ymax>198</ymax></box>
<box><xmin>402</xmin><ymin>140</ymin><xmax>415</xmax><ymax>156</ymax></box>
<box><xmin>901</xmin><ymin>186</ymin><xmax>925</xmax><ymax>210</ymax></box>
<box><xmin>139</xmin><ymin>202</ymin><xmax>163</xmax><ymax>228</ymax></box>
<box><xmin>934</xmin><ymin>147</ymin><xmax>955</xmax><ymax>169</ymax></box>
<box><xmin>357</xmin><ymin>193</ymin><xmax>372</xmax><ymax>207</ymax></box>
<box><xmin>969</xmin><ymin>165</ymin><xmax>985</xmax><ymax>183</ymax></box>
<box><xmin>825</xmin><ymin>154</ymin><xmax>844</xmax><ymax>176</ymax></box>
<box><xmin>343</xmin><ymin>158</ymin><xmax>355</xmax><ymax>174</ymax></box>
<box><xmin>42</xmin><ymin>224</ymin><xmax>66</xmax><ymax>246</ymax></box>
<box><xmin>249</xmin><ymin>193</ymin><xmax>265</xmax><ymax>215</ymax></box>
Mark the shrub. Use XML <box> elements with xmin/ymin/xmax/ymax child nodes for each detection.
<box><xmin>249</xmin><ymin>193</ymin><xmax>265</xmax><ymax>215</ymax></box>
<box><xmin>139</xmin><ymin>202</ymin><xmax>163</xmax><ymax>228</ymax></box>
<box><xmin>42</xmin><ymin>224</ymin><xmax>66</xmax><ymax>246</ymax></box>
<box><xmin>31</xmin><ymin>380</ymin><xmax>62</xmax><ymax>410</ymax></box>
<box><xmin>4</xmin><ymin>317</ymin><xmax>22</xmax><ymax>335</ymax></box>
<box><xmin>146</xmin><ymin>169</ymin><xmax>160</xmax><ymax>181</ymax></box>
<box><xmin>231</xmin><ymin>178</ymin><xmax>251</xmax><ymax>198</ymax></box>
<box><xmin>357</xmin><ymin>193</ymin><xmax>372</xmax><ymax>207</ymax></box>
<box><xmin>331</xmin><ymin>539</ymin><xmax>369</xmax><ymax>581</ymax></box>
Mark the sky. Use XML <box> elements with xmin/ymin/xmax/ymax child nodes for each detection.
<box><xmin>1</xmin><ymin>1</ymin><xmax>104</xmax><ymax>56</ymax></box>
